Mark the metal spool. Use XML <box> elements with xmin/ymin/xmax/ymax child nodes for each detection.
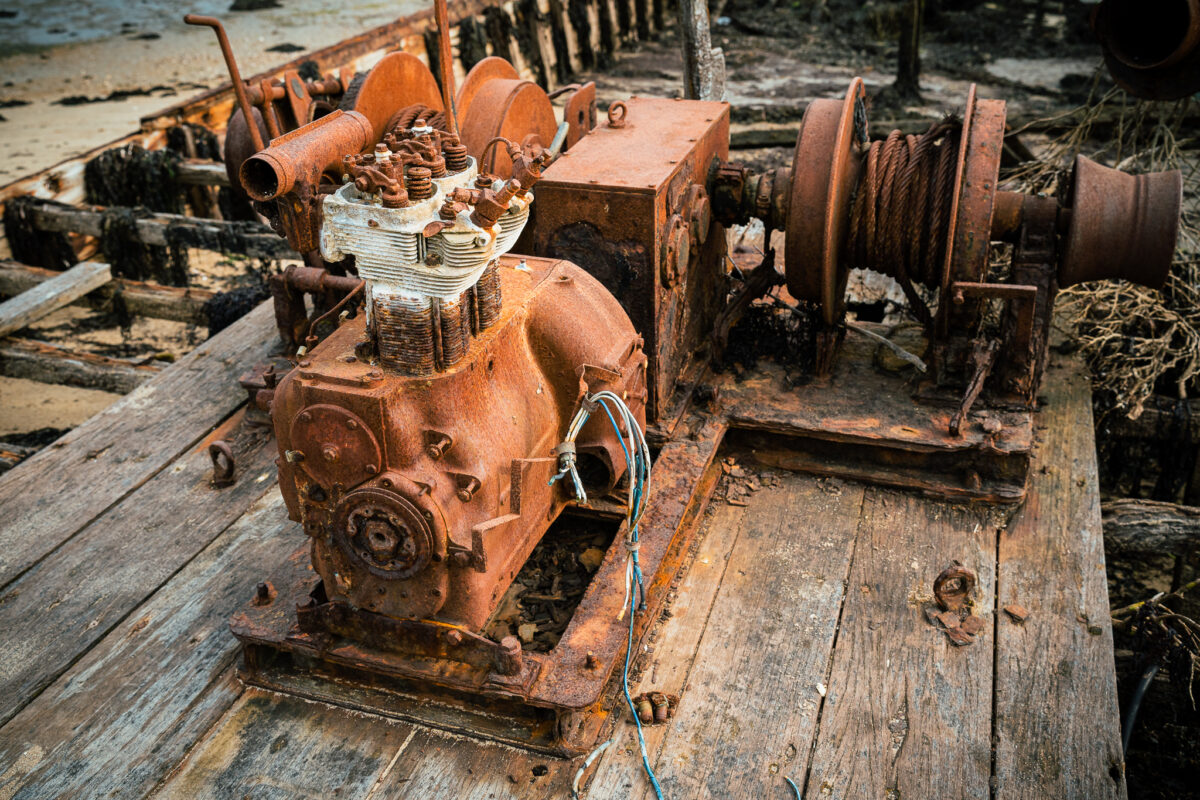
<box><xmin>783</xmin><ymin>77</ymin><xmax>867</xmax><ymax>326</ymax></box>
<box><xmin>456</xmin><ymin>57</ymin><xmax>557</xmax><ymax>178</ymax></box>
<box><xmin>342</xmin><ymin>52</ymin><xmax>444</xmax><ymax>143</ymax></box>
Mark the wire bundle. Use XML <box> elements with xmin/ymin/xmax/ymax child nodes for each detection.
<box><xmin>847</xmin><ymin>119</ymin><xmax>961</xmax><ymax>325</ymax></box>
<box><xmin>553</xmin><ymin>391</ymin><xmax>661</xmax><ymax>800</ymax></box>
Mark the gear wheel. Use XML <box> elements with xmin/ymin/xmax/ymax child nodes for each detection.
<box><xmin>333</xmin><ymin>487</ymin><xmax>433</xmax><ymax>579</ymax></box>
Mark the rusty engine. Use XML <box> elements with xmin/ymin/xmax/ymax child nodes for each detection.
<box><xmin>219</xmin><ymin>0</ymin><xmax>1185</xmax><ymax>756</ymax></box>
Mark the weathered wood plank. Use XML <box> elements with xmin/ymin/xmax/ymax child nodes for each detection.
<box><xmin>152</xmin><ymin>690</ymin><xmax>416</xmax><ymax>800</ymax></box>
<box><xmin>177</xmin><ymin>159</ymin><xmax>231</xmax><ymax>188</ymax></box>
<box><xmin>0</xmin><ymin>300</ymin><xmax>277</xmax><ymax>588</ymax></box>
<box><xmin>0</xmin><ymin>413</ymin><xmax>278</xmax><ymax>726</ymax></box>
<box><xmin>0</xmin><ymin>261</ymin><xmax>111</xmax><ymax>338</ymax></box>
<box><xmin>0</xmin><ymin>337</ymin><xmax>162</xmax><ymax>393</ymax></box>
<box><xmin>0</xmin><ymin>491</ymin><xmax>304</xmax><ymax>800</ymax></box>
<box><xmin>0</xmin><ymin>261</ymin><xmax>214</xmax><ymax>326</ymax></box>
<box><xmin>802</xmin><ymin>489</ymin><xmax>999</xmax><ymax>800</ymax></box>
<box><xmin>993</xmin><ymin>360</ymin><xmax>1128</xmax><ymax>799</ymax></box>
<box><xmin>584</xmin><ymin>493</ymin><xmax>751</xmax><ymax>797</ymax></box>
<box><xmin>1103</xmin><ymin>497</ymin><xmax>1200</xmax><ymax>555</ymax></box>
<box><xmin>623</xmin><ymin>475</ymin><xmax>865</xmax><ymax>800</ymax></box>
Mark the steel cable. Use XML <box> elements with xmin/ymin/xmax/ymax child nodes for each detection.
<box><xmin>848</xmin><ymin>119</ymin><xmax>962</xmax><ymax>325</ymax></box>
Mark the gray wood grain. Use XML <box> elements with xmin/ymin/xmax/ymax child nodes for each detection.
<box><xmin>802</xmin><ymin>488</ymin><xmax>999</xmax><ymax>800</ymax></box>
<box><xmin>0</xmin><ymin>415</ymin><xmax>278</xmax><ymax>726</ymax></box>
<box><xmin>0</xmin><ymin>300</ymin><xmax>277</xmax><ymax>588</ymax></box>
<box><xmin>152</xmin><ymin>690</ymin><xmax>415</xmax><ymax>800</ymax></box>
<box><xmin>993</xmin><ymin>360</ymin><xmax>1128</xmax><ymax>800</ymax></box>
<box><xmin>0</xmin><ymin>261</ymin><xmax>110</xmax><ymax>338</ymax></box>
<box><xmin>633</xmin><ymin>476</ymin><xmax>865</xmax><ymax>800</ymax></box>
<box><xmin>0</xmin><ymin>336</ymin><xmax>161</xmax><ymax>393</ymax></box>
<box><xmin>0</xmin><ymin>491</ymin><xmax>303</xmax><ymax>800</ymax></box>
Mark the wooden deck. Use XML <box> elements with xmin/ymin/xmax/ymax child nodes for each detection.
<box><xmin>0</xmin><ymin>302</ymin><xmax>1127</xmax><ymax>799</ymax></box>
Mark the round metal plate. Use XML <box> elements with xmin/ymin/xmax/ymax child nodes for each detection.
<box><xmin>945</xmin><ymin>91</ymin><xmax>1006</xmax><ymax>290</ymax></box>
<box><xmin>345</xmin><ymin>52</ymin><xmax>443</xmax><ymax>142</ymax></box>
<box><xmin>289</xmin><ymin>404</ymin><xmax>382</xmax><ymax>490</ymax></box>
<box><xmin>333</xmin><ymin>487</ymin><xmax>433</xmax><ymax>580</ymax></box>
<box><xmin>784</xmin><ymin>78</ymin><xmax>867</xmax><ymax>326</ymax></box>
<box><xmin>454</xmin><ymin>56</ymin><xmax>520</xmax><ymax>124</ymax></box>
<box><xmin>458</xmin><ymin>77</ymin><xmax>557</xmax><ymax>177</ymax></box>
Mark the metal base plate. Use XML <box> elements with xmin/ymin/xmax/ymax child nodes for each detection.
<box><xmin>717</xmin><ymin>329</ymin><xmax>1033</xmax><ymax>503</ymax></box>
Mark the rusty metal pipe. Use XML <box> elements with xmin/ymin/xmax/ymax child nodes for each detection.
<box><xmin>434</xmin><ymin>0</ymin><xmax>459</xmax><ymax>137</ymax></box>
<box><xmin>990</xmin><ymin>190</ymin><xmax>1025</xmax><ymax>242</ymax></box>
<box><xmin>184</xmin><ymin>15</ymin><xmax>264</xmax><ymax>153</ymax></box>
<box><xmin>240</xmin><ymin>109</ymin><xmax>373</xmax><ymax>201</ymax></box>
<box><xmin>1097</xmin><ymin>0</ymin><xmax>1200</xmax><ymax>70</ymax></box>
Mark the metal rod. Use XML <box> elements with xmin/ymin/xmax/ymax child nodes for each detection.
<box><xmin>434</xmin><ymin>0</ymin><xmax>459</xmax><ymax>137</ymax></box>
<box><xmin>184</xmin><ymin>15</ymin><xmax>265</xmax><ymax>153</ymax></box>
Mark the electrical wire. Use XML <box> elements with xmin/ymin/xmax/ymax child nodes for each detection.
<box><xmin>554</xmin><ymin>390</ymin><xmax>660</xmax><ymax>799</ymax></box>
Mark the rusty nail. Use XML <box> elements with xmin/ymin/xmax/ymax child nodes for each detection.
<box><xmin>934</xmin><ymin>564</ymin><xmax>978</xmax><ymax>612</ymax></box>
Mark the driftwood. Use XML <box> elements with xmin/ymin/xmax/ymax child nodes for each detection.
<box><xmin>1102</xmin><ymin>498</ymin><xmax>1200</xmax><ymax>555</ymax></box>
<box><xmin>0</xmin><ymin>261</ymin><xmax>111</xmax><ymax>338</ymax></box>
<box><xmin>0</xmin><ymin>261</ymin><xmax>212</xmax><ymax>326</ymax></box>
<box><xmin>0</xmin><ymin>337</ymin><xmax>162</xmax><ymax>394</ymax></box>
<box><xmin>26</xmin><ymin>201</ymin><xmax>295</xmax><ymax>260</ymax></box>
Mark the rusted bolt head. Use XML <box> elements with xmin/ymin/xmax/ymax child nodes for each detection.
<box><xmin>585</xmin><ymin>651</ymin><xmax>597</xmax><ymax>669</ymax></box>
<box><xmin>365</xmin><ymin>463</ymin><xmax>378</xmax><ymax>474</ymax></box>
<box><xmin>457</xmin><ymin>488</ymin><xmax>473</xmax><ymax>502</ymax></box>
<box><xmin>321</xmin><ymin>445</ymin><xmax>340</xmax><ymax>462</ymax></box>
<box><xmin>500</xmin><ymin>635</ymin><xmax>522</xmax><ymax>655</ymax></box>
<box><xmin>934</xmin><ymin>564</ymin><xmax>978</xmax><ymax>612</ymax></box>
<box><xmin>346</xmin><ymin>418</ymin><xmax>358</xmax><ymax>429</ymax></box>
<box><xmin>982</xmin><ymin>417</ymin><xmax>1002</xmax><ymax>435</ymax></box>
<box><xmin>451</xmin><ymin>551</ymin><xmax>470</xmax><ymax>568</ymax></box>
<box><xmin>446</xmin><ymin>629</ymin><xmax>463</xmax><ymax>646</ymax></box>
<box><xmin>254</xmin><ymin>581</ymin><xmax>273</xmax><ymax>605</ymax></box>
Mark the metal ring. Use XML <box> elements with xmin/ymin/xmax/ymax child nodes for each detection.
<box><xmin>209</xmin><ymin>441</ymin><xmax>236</xmax><ymax>488</ymax></box>
<box><xmin>607</xmin><ymin>101</ymin><xmax>627</xmax><ymax>128</ymax></box>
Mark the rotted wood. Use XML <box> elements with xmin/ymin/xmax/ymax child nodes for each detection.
<box><xmin>1102</xmin><ymin>498</ymin><xmax>1200</xmax><ymax>555</ymax></box>
<box><xmin>0</xmin><ymin>493</ymin><xmax>304</xmax><ymax>800</ymax></box>
<box><xmin>26</xmin><ymin>201</ymin><xmax>296</xmax><ymax>260</ymax></box>
<box><xmin>0</xmin><ymin>337</ymin><xmax>162</xmax><ymax>394</ymax></box>
<box><xmin>0</xmin><ymin>261</ymin><xmax>213</xmax><ymax>326</ymax></box>
<box><xmin>0</xmin><ymin>261</ymin><xmax>111</xmax><ymax>338</ymax></box>
<box><xmin>0</xmin><ymin>410</ymin><xmax>278</xmax><ymax>728</ymax></box>
<box><xmin>0</xmin><ymin>301</ymin><xmax>278</xmax><ymax>589</ymax></box>
<box><xmin>993</xmin><ymin>359</ymin><xmax>1127</xmax><ymax>799</ymax></box>
<box><xmin>175</xmin><ymin>159</ymin><xmax>231</xmax><ymax>188</ymax></box>
<box><xmin>0</xmin><ymin>442</ymin><xmax>36</xmax><ymax>475</ymax></box>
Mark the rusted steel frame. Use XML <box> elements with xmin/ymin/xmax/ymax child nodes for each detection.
<box><xmin>997</xmin><ymin>196</ymin><xmax>1059</xmax><ymax>402</ymax></box>
<box><xmin>531</xmin><ymin>418</ymin><xmax>726</xmax><ymax>712</ymax></box>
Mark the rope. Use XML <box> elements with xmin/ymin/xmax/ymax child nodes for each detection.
<box><xmin>848</xmin><ymin>119</ymin><xmax>961</xmax><ymax>325</ymax></box>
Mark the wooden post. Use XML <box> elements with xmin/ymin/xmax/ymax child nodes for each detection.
<box><xmin>894</xmin><ymin>0</ymin><xmax>924</xmax><ymax>101</ymax></box>
<box><xmin>678</xmin><ymin>0</ymin><xmax>725</xmax><ymax>100</ymax></box>
<box><xmin>0</xmin><ymin>261</ymin><xmax>111</xmax><ymax>339</ymax></box>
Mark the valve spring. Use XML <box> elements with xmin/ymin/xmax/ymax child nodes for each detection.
<box><xmin>847</xmin><ymin>120</ymin><xmax>961</xmax><ymax>326</ymax></box>
<box><xmin>374</xmin><ymin>293</ymin><xmax>435</xmax><ymax>376</ymax></box>
<box><xmin>443</xmin><ymin>142</ymin><xmax>469</xmax><ymax>173</ymax></box>
<box><xmin>439</xmin><ymin>296</ymin><xmax>468</xmax><ymax>367</ymax></box>
<box><xmin>406</xmin><ymin>167</ymin><xmax>434</xmax><ymax>201</ymax></box>
<box><xmin>475</xmin><ymin>263</ymin><xmax>503</xmax><ymax>330</ymax></box>
<box><xmin>428</xmin><ymin>155</ymin><xmax>448</xmax><ymax>179</ymax></box>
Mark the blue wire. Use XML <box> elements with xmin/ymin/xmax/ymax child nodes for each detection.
<box><xmin>785</xmin><ymin>776</ymin><xmax>801</xmax><ymax>798</ymax></box>
<box><xmin>593</xmin><ymin>396</ymin><xmax>661</xmax><ymax>798</ymax></box>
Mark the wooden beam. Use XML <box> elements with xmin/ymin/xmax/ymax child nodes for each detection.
<box><xmin>0</xmin><ymin>261</ymin><xmax>213</xmax><ymax>326</ymax></box>
<box><xmin>26</xmin><ymin>203</ymin><xmax>296</xmax><ymax>260</ymax></box>
<box><xmin>0</xmin><ymin>337</ymin><xmax>162</xmax><ymax>394</ymax></box>
<box><xmin>1102</xmin><ymin>498</ymin><xmax>1200</xmax><ymax>555</ymax></box>
<box><xmin>0</xmin><ymin>442</ymin><xmax>36</xmax><ymax>475</ymax></box>
<box><xmin>176</xmin><ymin>159</ymin><xmax>230</xmax><ymax>188</ymax></box>
<box><xmin>0</xmin><ymin>261</ymin><xmax>111</xmax><ymax>338</ymax></box>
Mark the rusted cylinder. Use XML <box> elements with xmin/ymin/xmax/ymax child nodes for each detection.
<box><xmin>439</xmin><ymin>296</ymin><xmax>468</xmax><ymax>367</ymax></box>
<box><xmin>475</xmin><ymin>263</ymin><xmax>503</xmax><ymax>330</ymax></box>
<box><xmin>990</xmin><ymin>191</ymin><xmax>1025</xmax><ymax>242</ymax></box>
<box><xmin>1059</xmin><ymin>155</ymin><xmax>1183</xmax><ymax>289</ymax></box>
<box><xmin>1096</xmin><ymin>0</ymin><xmax>1200</xmax><ymax>70</ymax></box>
<box><xmin>240</xmin><ymin>109</ymin><xmax>373</xmax><ymax>201</ymax></box>
<box><xmin>374</xmin><ymin>292</ymin><xmax>436</xmax><ymax>376</ymax></box>
<box><xmin>1094</xmin><ymin>0</ymin><xmax>1200</xmax><ymax>99</ymax></box>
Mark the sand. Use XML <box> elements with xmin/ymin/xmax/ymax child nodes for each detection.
<box><xmin>0</xmin><ymin>0</ymin><xmax>427</xmax><ymax>183</ymax></box>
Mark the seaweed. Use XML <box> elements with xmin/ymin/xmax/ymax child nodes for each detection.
<box><xmin>1</xmin><ymin>195</ymin><xmax>78</xmax><ymax>270</ymax></box>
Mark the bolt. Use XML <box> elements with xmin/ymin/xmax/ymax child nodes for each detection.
<box><xmin>585</xmin><ymin>651</ymin><xmax>597</xmax><ymax>669</ymax></box>
<box><xmin>446</xmin><ymin>629</ymin><xmax>463</xmax><ymax>646</ymax></box>
<box><xmin>321</xmin><ymin>445</ymin><xmax>339</xmax><ymax>462</ymax></box>
<box><xmin>365</xmin><ymin>463</ymin><xmax>378</xmax><ymax>474</ymax></box>
<box><xmin>982</xmin><ymin>417</ymin><xmax>1002</xmax><ymax>435</ymax></box>
<box><xmin>255</xmin><ymin>582</ymin><xmax>271</xmax><ymax>603</ymax></box>
<box><xmin>346</xmin><ymin>418</ymin><xmax>358</xmax><ymax>429</ymax></box>
<box><xmin>299</xmin><ymin>360</ymin><xmax>311</xmax><ymax>368</ymax></box>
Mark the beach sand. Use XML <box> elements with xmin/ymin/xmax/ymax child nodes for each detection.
<box><xmin>0</xmin><ymin>0</ymin><xmax>426</xmax><ymax>183</ymax></box>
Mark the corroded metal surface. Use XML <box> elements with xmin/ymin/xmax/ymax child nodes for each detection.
<box><xmin>1094</xmin><ymin>0</ymin><xmax>1200</xmax><ymax>99</ymax></box>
